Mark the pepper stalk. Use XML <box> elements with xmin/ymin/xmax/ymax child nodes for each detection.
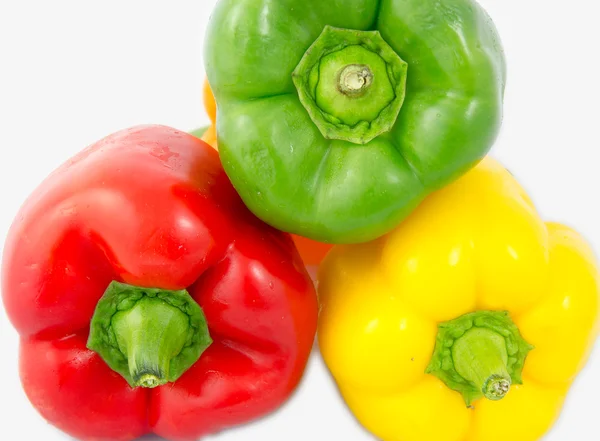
<box><xmin>426</xmin><ymin>310</ymin><xmax>533</xmax><ymax>406</ymax></box>
<box><xmin>87</xmin><ymin>281</ymin><xmax>212</xmax><ymax>388</ymax></box>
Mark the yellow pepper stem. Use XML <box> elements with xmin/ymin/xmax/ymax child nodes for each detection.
<box><xmin>426</xmin><ymin>310</ymin><xmax>533</xmax><ymax>407</ymax></box>
<box><xmin>452</xmin><ymin>328</ymin><xmax>512</xmax><ymax>401</ymax></box>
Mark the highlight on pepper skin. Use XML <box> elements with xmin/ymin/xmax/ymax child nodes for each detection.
<box><xmin>317</xmin><ymin>157</ymin><xmax>600</xmax><ymax>441</ymax></box>
<box><xmin>1</xmin><ymin>125</ymin><xmax>319</xmax><ymax>441</ymax></box>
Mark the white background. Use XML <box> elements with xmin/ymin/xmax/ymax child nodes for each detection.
<box><xmin>0</xmin><ymin>1</ymin><xmax>599</xmax><ymax>440</ymax></box>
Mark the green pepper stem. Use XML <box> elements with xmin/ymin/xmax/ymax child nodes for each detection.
<box><xmin>338</xmin><ymin>64</ymin><xmax>373</xmax><ymax>96</ymax></box>
<box><xmin>452</xmin><ymin>327</ymin><xmax>512</xmax><ymax>401</ymax></box>
<box><xmin>111</xmin><ymin>296</ymin><xmax>190</xmax><ymax>388</ymax></box>
<box><xmin>292</xmin><ymin>26</ymin><xmax>407</xmax><ymax>144</ymax></box>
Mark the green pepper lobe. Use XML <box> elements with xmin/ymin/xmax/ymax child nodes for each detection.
<box><xmin>205</xmin><ymin>0</ymin><xmax>505</xmax><ymax>243</ymax></box>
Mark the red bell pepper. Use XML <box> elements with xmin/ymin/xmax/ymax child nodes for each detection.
<box><xmin>1</xmin><ymin>125</ymin><xmax>318</xmax><ymax>441</ymax></box>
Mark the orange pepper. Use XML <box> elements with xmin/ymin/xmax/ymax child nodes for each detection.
<box><xmin>200</xmin><ymin>79</ymin><xmax>218</xmax><ymax>147</ymax></box>
<box><xmin>292</xmin><ymin>235</ymin><xmax>333</xmax><ymax>268</ymax></box>
<box><xmin>201</xmin><ymin>78</ymin><xmax>331</xmax><ymax>266</ymax></box>
<box><xmin>203</xmin><ymin>78</ymin><xmax>217</xmax><ymax>124</ymax></box>
<box><xmin>200</xmin><ymin>125</ymin><xmax>217</xmax><ymax>148</ymax></box>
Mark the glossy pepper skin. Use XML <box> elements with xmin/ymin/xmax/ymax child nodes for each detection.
<box><xmin>196</xmin><ymin>78</ymin><xmax>333</xmax><ymax>266</ymax></box>
<box><xmin>318</xmin><ymin>158</ymin><xmax>599</xmax><ymax>441</ymax></box>
<box><xmin>205</xmin><ymin>0</ymin><xmax>506</xmax><ymax>243</ymax></box>
<box><xmin>2</xmin><ymin>126</ymin><xmax>318</xmax><ymax>441</ymax></box>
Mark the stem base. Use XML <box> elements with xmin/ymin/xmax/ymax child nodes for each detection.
<box><xmin>292</xmin><ymin>26</ymin><xmax>407</xmax><ymax>144</ymax></box>
<box><xmin>87</xmin><ymin>281</ymin><xmax>212</xmax><ymax>388</ymax></box>
<box><xmin>426</xmin><ymin>311</ymin><xmax>533</xmax><ymax>406</ymax></box>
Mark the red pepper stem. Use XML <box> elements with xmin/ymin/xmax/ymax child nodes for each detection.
<box><xmin>87</xmin><ymin>281</ymin><xmax>212</xmax><ymax>388</ymax></box>
<box><xmin>111</xmin><ymin>296</ymin><xmax>190</xmax><ymax>388</ymax></box>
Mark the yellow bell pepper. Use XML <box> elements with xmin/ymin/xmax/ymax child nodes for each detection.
<box><xmin>318</xmin><ymin>158</ymin><xmax>600</xmax><ymax>441</ymax></box>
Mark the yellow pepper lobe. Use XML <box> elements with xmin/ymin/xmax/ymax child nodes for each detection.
<box><xmin>467</xmin><ymin>381</ymin><xmax>567</xmax><ymax>441</ymax></box>
<box><xmin>517</xmin><ymin>223</ymin><xmax>600</xmax><ymax>385</ymax></box>
<box><xmin>341</xmin><ymin>376</ymin><xmax>472</xmax><ymax>441</ymax></box>
<box><xmin>318</xmin><ymin>241</ymin><xmax>436</xmax><ymax>393</ymax></box>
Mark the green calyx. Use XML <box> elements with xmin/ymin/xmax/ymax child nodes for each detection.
<box><xmin>87</xmin><ymin>281</ymin><xmax>212</xmax><ymax>388</ymax></box>
<box><xmin>292</xmin><ymin>26</ymin><xmax>407</xmax><ymax>145</ymax></box>
<box><xmin>426</xmin><ymin>311</ymin><xmax>533</xmax><ymax>407</ymax></box>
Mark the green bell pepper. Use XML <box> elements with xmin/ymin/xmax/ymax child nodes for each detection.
<box><xmin>205</xmin><ymin>0</ymin><xmax>506</xmax><ymax>243</ymax></box>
